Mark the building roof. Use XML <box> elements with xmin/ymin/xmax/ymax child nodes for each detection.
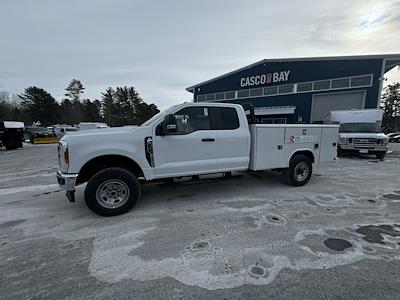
<box><xmin>186</xmin><ymin>54</ymin><xmax>400</xmax><ymax>92</ymax></box>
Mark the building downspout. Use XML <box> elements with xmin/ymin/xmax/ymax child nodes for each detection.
<box><xmin>377</xmin><ymin>59</ymin><xmax>386</xmax><ymax>108</ymax></box>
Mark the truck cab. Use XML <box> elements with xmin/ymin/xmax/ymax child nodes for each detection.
<box><xmin>338</xmin><ymin>122</ymin><xmax>388</xmax><ymax>159</ymax></box>
<box><xmin>324</xmin><ymin>109</ymin><xmax>388</xmax><ymax>159</ymax></box>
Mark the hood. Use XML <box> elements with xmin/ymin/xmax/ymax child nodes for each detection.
<box><xmin>65</xmin><ymin>126</ymin><xmax>138</xmax><ymax>136</ymax></box>
<box><xmin>339</xmin><ymin>132</ymin><xmax>388</xmax><ymax>139</ymax></box>
<box><xmin>61</xmin><ymin>126</ymin><xmax>141</xmax><ymax>143</ymax></box>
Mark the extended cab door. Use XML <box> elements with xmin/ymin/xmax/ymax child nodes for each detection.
<box><xmin>215</xmin><ymin>107</ymin><xmax>250</xmax><ymax>171</ymax></box>
<box><xmin>152</xmin><ymin>106</ymin><xmax>218</xmax><ymax>178</ymax></box>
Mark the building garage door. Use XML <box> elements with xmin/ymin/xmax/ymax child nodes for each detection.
<box><xmin>311</xmin><ymin>91</ymin><xmax>365</xmax><ymax>122</ymax></box>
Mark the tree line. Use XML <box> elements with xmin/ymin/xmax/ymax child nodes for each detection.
<box><xmin>381</xmin><ymin>82</ymin><xmax>400</xmax><ymax>132</ymax></box>
<box><xmin>0</xmin><ymin>79</ymin><xmax>159</xmax><ymax>127</ymax></box>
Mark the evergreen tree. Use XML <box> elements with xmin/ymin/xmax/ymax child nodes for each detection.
<box><xmin>101</xmin><ymin>87</ymin><xmax>116</xmax><ymax>126</ymax></box>
<box><xmin>115</xmin><ymin>87</ymin><xmax>130</xmax><ymax>126</ymax></box>
<box><xmin>381</xmin><ymin>83</ymin><xmax>400</xmax><ymax>132</ymax></box>
<box><xmin>19</xmin><ymin>86</ymin><xmax>61</xmax><ymax>126</ymax></box>
<box><xmin>60</xmin><ymin>99</ymin><xmax>74</xmax><ymax>124</ymax></box>
<box><xmin>64</xmin><ymin>79</ymin><xmax>85</xmax><ymax>123</ymax></box>
<box><xmin>65</xmin><ymin>79</ymin><xmax>85</xmax><ymax>102</ymax></box>
<box><xmin>82</xmin><ymin>99</ymin><xmax>102</xmax><ymax>122</ymax></box>
<box><xmin>100</xmin><ymin>86</ymin><xmax>159</xmax><ymax>126</ymax></box>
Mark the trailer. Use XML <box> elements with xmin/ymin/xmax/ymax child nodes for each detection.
<box><xmin>0</xmin><ymin>121</ymin><xmax>24</xmax><ymax>150</ymax></box>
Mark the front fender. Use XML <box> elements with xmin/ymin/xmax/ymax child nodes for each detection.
<box><xmin>66</xmin><ymin>135</ymin><xmax>155</xmax><ymax>180</ymax></box>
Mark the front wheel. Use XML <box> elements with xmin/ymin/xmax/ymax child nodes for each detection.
<box><xmin>85</xmin><ymin>167</ymin><xmax>141</xmax><ymax>216</ymax></box>
<box><xmin>283</xmin><ymin>154</ymin><xmax>313</xmax><ymax>186</ymax></box>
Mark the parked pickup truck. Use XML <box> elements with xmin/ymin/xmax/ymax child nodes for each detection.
<box><xmin>57</xmin><ymin>102</ymin><xmax>339</xmax><ymax>216</ymax></box>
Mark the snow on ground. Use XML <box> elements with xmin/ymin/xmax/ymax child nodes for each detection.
<box><xmin>0</xmin><ymin>143</ymin><xmax>400</xmax><ymax>298</ymax></box>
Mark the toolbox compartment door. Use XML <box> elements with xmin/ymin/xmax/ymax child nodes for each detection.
<box><xmin>249</xmin><ymin>125</ymin><xmax>286</xmax><ymax>170</ymax></box>
<box><xmin>319</xmin><ymin>127</ymin><xmax>339</xmax><ymax>162</ymax></box>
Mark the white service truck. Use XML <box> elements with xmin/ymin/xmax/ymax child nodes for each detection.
<box><xmin>57</xmin><ymin>102</ymin><xmax>339</xmax><ymax>216</ymax></box>
<box><xmin>323</xmin><ymin>109</ymin><xmax>388</xmax><ymax>159</ymax></box>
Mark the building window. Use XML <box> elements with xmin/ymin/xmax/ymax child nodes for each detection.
<box><xmin>313</xmin><ymin>80</ymin><xmax>330</xmax><ymax>91</ymax></box>
<box><xmin>264</xmin><ymin>86</ymin><xmax>278</xmax><ymax>95</ymax></box>
<box><xmin>237</xmin><ymin>89</ymin><xmax>250</xmax><ymax>98</ymax></box>
<box><xmin>196</xmin><ymin>73</ymin><xmax>373</xmax><ymax>102</ymax></box>
<box><xmin>206</xmin><ymin>93</ymin><xmax>216</xmax><ymax>101</ymax></box>
<box><xmin>225</xmin><ymin>91</ymin><xmax>235</xmax><ymax>99</ymax></box>
<box><xmin>215</xmin><ymin>93</ymin><xmax>225</xmax><ymax>100</ymax></box>
<box><xmin>297</xmin><ymin>82</ymin><xmax>313</xmax><ymax>92</ymax></box>
<box><xmin>249</xmin><ymin>88</ymin><xmax>263</xmax><ymax>97</ymax></box>
<box><xmin>350</xmin><ymin>75</ymin><xmax>372</xmax><ymax>87</ymax></box>
<box><xmin>331</xmin><ymin>78</ymin><xmax>350</xmax><ymax>89</ymax></box>
<box><xmin>278</xmin><ymin>84</ymin><xmax>294</xmax><ymax>94</ymax></box>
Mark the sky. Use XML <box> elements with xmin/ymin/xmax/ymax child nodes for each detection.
<box><xmin>0</xmin><ymin>0</ymin><xmax>399</xmax><ymax>110</ymax></box>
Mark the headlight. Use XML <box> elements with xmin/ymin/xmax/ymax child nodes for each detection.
<box><xmin>339</xmin><ymin>138</ymin><xmax>348</xmax><ymax>145</ymax></box>
<box><xmin>58</xmin><ymin>141</ymin><xmax>69</xmax><ymax>172</ymax></box>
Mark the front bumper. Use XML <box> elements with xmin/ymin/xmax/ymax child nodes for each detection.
<box><xmin>56</xmin><ymin>170</ymin><xmax>78</xmax><ymax>202</ymax></box>
<box><xmin>339</xmin><ymin>144</ymin><xmax>388</xmax><ymax>152</ymax></box>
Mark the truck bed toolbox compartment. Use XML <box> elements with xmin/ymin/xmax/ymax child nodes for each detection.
<box><xmin>249</xmin><ymin>124</ymin><xmax>339</xmax><ymax>171</ymax></box>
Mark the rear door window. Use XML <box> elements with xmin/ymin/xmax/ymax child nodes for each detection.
<box><xmin>213</xmin><ymin>107</ymin><xmax>240</xmax><ymax>130</ymax></box>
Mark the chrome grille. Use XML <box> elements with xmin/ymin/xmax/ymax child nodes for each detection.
<box><xmin>352</xmin><ymin>138</ymin><xmax>377</xmax><ymax>148</ymax></box>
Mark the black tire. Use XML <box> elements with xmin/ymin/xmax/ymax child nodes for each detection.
<box><xmin>4</xmin><ymin>138</ymin><xmax>18</xmax><ymax>150</ymax></box>
<box><xmin>283</xmin><ymin>154</ymin><xmax>313</xmax><ymax>186</ymax></box>
<box><xmin>376</xmin><ymin>153</ymin><xmax>386</xmax><ymax>160</ymax></box>
<box><xmin>337</xmin><ymin>148</ymin><xmax>343</xmax><ymax>157</ymax></box>
<box><xmin>85</xmin><ymin>167</ymin><xmax>141</xmax><ymax>216</ymax></box>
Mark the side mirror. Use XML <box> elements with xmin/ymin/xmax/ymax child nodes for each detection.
<box><xmin>163</xmin><ymin>114</ymin><xmax>177</xmax><ymax>134</ymax></box>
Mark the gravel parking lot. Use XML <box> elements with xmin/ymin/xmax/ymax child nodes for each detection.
<box><xmin>1</xmin><ymin>143</ymin><xmax>400</xmax><ymax>299</ymax></box>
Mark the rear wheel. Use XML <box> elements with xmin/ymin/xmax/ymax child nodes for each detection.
<box><xmin>283</xmin><ymin>154</ymin><xmax>313</xmax><ymax>186</ymax></box>
<box><xmin>4</xmin><ymin>138</ymin><xmax>18</xmax><ymax>150</ymax></box>
<box><xmin>85</xmin><ymin>167</ymin><xmax>141</xmax><ymax>216</ymax></box>
<box><xmin>376</xmin><ymin>152</ymin><xmax>386</xmax><ymax>160</ymax></box>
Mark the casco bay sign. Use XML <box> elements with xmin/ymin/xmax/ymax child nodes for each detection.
<box><xmin>240</xmin><ymin>70</ymin><xmax>290</xmax><ymax>87</ymax></box>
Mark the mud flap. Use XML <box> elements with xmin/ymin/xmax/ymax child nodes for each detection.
<box><xmin>66</xmin><ymin>191</ymin><xmax>76</xmax><ymax>203</ymax></box>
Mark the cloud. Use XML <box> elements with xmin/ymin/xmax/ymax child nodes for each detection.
<box><xmin>0</xmin><ymin>0</ymin><xmax>399</xmax><ymax>109</ymax></box>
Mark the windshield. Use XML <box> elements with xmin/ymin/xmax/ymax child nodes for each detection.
<box><xmin>141</xmin><ymin>104</ymin><xmax>181</xmax><ymax>126</ymax></box>
<box><xmin>339</xmin><ymin>122</ymin><xmax>382</xmax><ymax>133</ymax></box>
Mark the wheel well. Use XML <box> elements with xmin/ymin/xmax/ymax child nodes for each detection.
<box><xmin>291</xmin><ymin>150</ymin><xmax>315</xmax><ymax>164</ymax></box>
<box><xmin>76</xmin><ymin>155</ymin><xmax>144</xmax><ymax>185</ymax></box>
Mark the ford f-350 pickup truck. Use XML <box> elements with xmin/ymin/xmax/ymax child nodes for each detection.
<box><xmin>57</xmin><ymin>102</ymin><xmax>339</xmax><ymax>216</ymax></box>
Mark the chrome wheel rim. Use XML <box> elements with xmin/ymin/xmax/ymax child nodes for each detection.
<box><xmin>96</xmin><ymin>179</ymin><xmax>130</xmax><ymax>209</ymax></box>
<box><xmin>294</xmin><ymin>162</ymin><xmax>309</xmax><ymax>182</ymax></box>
